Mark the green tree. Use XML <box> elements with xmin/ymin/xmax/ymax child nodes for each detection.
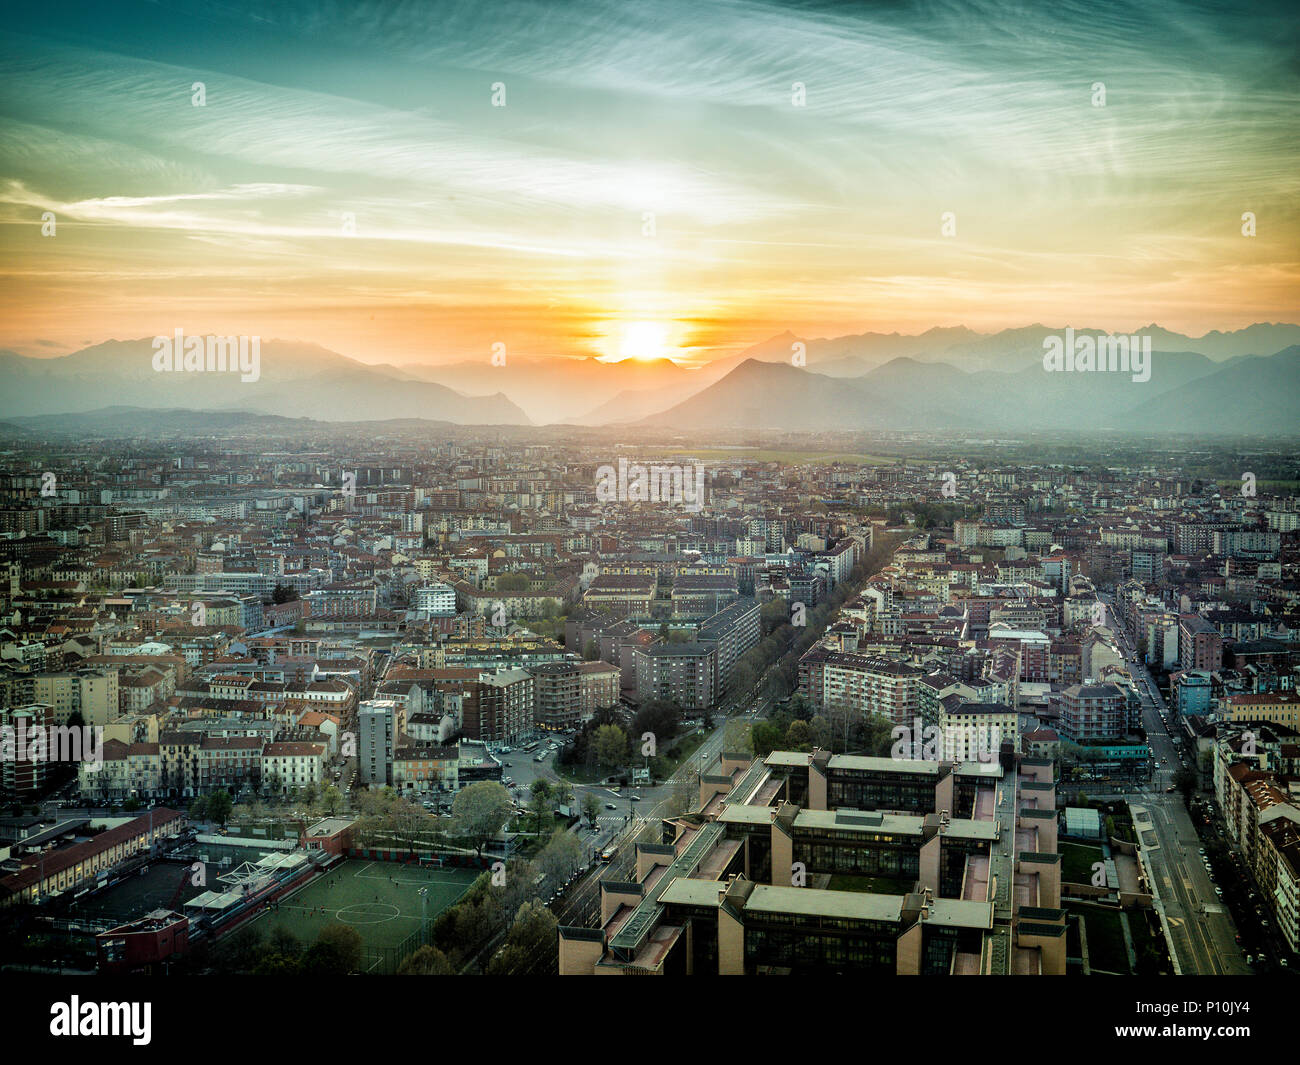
<box><xmin>581</xmin><ymin>792</ymin><xmax>602</xmax><ymax>828</ymax></box>
<box><xmin>302</xmin><ymin>924</ymin><xmax>363</xmax><ymax>975</ymax></box>
<box><xmin>451</xmin><ymin>781</ymin><xmax>514</xmax><ymax>857</ymax></box>
<box><xmin>592</xmin><ymin>724</ymin><xmax>629</xmax><ymax>769</ymax></box>
<box><xmin>537</xmin><ymin>830</ymin><xmax>583</xmax><ymax>887</ymax></box>
<box><xmin>398</xmin><ymin>944</ymin><xmax>454</xmax><ymax>975</ymax></box>
<box><xmin>751</xmin><ymin>720</ymin><xmax>784</xmax><ymax>757</ymax></box>
<box><xmin>529</xmin><ymin>779</ymin><xmax>553</xmax><ymax>837</ymax></box>
<box><xmin>486</xmin><ymin>900</ymin><xmax>558</xmax><ymax>975</ymax></box>
<box><xmin>207</xmin><ymin>789</ymin><xmax>233</xmax><ymax>827</ymax></box>
<box><xmin>583</xmin><ymin>640</ymin><xmax>600</xmax><ymax>661</ymax></box>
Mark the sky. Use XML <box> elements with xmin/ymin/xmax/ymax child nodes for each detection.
<box><xmin>2</xmin><ymin>0</ymin><xmax>1298</xmax><ymax>366</ymax></box>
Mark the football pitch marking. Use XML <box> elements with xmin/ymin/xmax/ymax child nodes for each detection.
<box><xmin>350</xmin><ymin>861</ymin><xmax>468</xmax><ymax>889</ymax></box>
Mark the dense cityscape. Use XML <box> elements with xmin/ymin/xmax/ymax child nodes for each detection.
<box><xmin>0</xmin><ymin>425</ymin><xmax>1296</xmax><ymax>984</ymax></box>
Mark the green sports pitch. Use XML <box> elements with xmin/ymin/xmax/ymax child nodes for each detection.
<box><xmin>240</xmin><ymin>859</ymin><xmax>478</xmax><ymax>958</ymax></box>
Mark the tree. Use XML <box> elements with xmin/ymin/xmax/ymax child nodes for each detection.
<box><xmin>581</xmin><ymin>792</ymin><xmax>602</xmax><ymax>828</ymax></box>
<box><xmin>529</xmin><ymin>779</ymin><xmax>552</xmax><ymax>837</ymax></box>
<box><xmin>721</xmin><ymin>719</ymin><xmax>752</xmax><ymax>755</ymax></box>
<box><xmin>302</xmin><ymin>924</ymin><xmax>363</xmax><ymax>975</ymax></box>
<box><xmin>451</xmin><ymin>781</ymin><xmax>514</xmax><ymax>857</ymax></box>
<box><xmin>582</xmin><ymin>640</ymin><xmax>600</xmax><ymax>661</ymax></box>
<box><xmin>398</xmin><ymin>944</ymin><xmax>454</xmax><ymax>975</ymax></box>
<box><xmin>268</xmin><ymin>927</ymin><xmax>302</xmax><ymax>959</ymax></box>
<box><xmin>552</xmin><ymin>779</ymin><xmax>573</xmax><ymax>808</ymax></box>
<box><xmin>207</xmin><ymin>789</ymin><xmax>233</xmax><ymax>827</ymax></box>
<box><xmin>323</xmin><ymin>784</ymin><xmax>343</xmax><ymax>816</ymax></box>
<box><xmin>751</xmin><ymin>720</ymin><xmax>784</xmax><ymax>757</ymax></box>
<box><xmin>390</xmin><ymin>800</ymin><xmax>438</xmax><ymax>855</ymax></box>
<box><xmin>271</xmin><ymin>584</ymin><xmax>299</xmax><ymax>604</ymax></box>
<box><xmin>632</xmin><ymin>701</ymin><xmax>681</xmax><ymax>745</ymax></box>
<box><xmin>536</xmin><ymin>830</ymin><xmax>583</xmax><ymax>887</ymax></box>
<box><xmin>486</xmin><ymin>900</ymin><xmax>558</xmax><ymax>975</ymax></box>
<box><xmin>592</xmin><ymin>724</ymin><xmax>629</xmax><ymax>769</ymax></box>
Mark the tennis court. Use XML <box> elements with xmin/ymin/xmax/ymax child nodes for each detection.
<box><xmin>240</xmin><ymin>858</ymin><xmax>479</xmax><ymax>959</ymax></box>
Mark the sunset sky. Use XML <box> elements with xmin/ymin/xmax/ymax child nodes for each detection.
<box><xmin>2</xmin><ymin>0</ymin><xmax>1297</xmax><ymax>366</ymax></box>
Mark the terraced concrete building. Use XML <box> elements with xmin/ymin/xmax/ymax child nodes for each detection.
<box><xmin>559</xmin><ymin>747</ymin><xmax>1064</xmax><ymax>975</ymax></box>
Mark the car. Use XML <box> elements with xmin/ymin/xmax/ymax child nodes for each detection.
<box><xmin>605</xmin><ymin>802</ymin><xmax>617</xmax><ymax>810</ymax></box>
<box><xmin>630</xmin><ymin>795</ymin><xmax>641</xmax><ymax>802</ymax></box>
<box><xmin>1281</xmin><ymin>958</ymin><xmax>1289</xmax><ymax>967</ymax></box>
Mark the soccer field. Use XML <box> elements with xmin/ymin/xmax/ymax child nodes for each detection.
<box><xmin>241</xmin><ymin>859</ymin><xmax>479</xmax><ymax>960</ymax></box>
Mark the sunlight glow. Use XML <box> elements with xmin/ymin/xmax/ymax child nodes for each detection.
<box><xmin>618</xmin><ymin>320</ymin><xmax>670</xmax><ymax>361</ymax></box>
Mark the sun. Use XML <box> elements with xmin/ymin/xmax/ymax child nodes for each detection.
<box><xmin>618</xmin><ymin>320</ymin><xmax>670</xmax><ymax>361</ymax></box>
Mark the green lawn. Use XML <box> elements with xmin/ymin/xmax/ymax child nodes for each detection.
<box><xmin>1060</xmin><ymin>842</ymin><xmax>1105</xmax><ymax>885</ymax></box>
<box><xmin>1070</xmin><ymin>905</ymin><xmax>1129</xmax><ymax>973</ymax></box>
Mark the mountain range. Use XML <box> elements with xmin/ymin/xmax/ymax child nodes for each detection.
<box><xmin>0</xmin><ymin>339</ymin><xmax>530</xmax><ymax>424</ymax></box>
<box><xmin>3</xmin><ymin>324</ymin><xmax>1297</xmax><ymax>433</ymax></box>
<box><xmin>634</xmin><ymin>346</ymin><xmax>1300</xmax><ymax>434</ymax></box>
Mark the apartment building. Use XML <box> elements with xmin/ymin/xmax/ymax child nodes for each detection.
<box><xmin>33</xmin><ymin>668</ymin><xmax>120</xmax><ymax>727</ymax></box>
<box><xmin>261</xmin><ymin>740</ymin><xmax>327</xmax><ymax>795</ymax></box>
<box><xmin>358</xmin><ymin>699</ymin><xmax>397</xmax><ymax>786</ymax></box>
<box><xmin>817</xmin><ymin>652</ymin><xmax>923</xmax><ymax>728</ymax></box>
<box><xmin>462</xmin><ymin>668</ymin><xmax>535</xmax><ymax>743</ymax></box>
<box><xmin>634</xmin><ymin>643</ymin><xmax>717</xmax><ymax>711</ymax></box>
<box><xmin>939</xmin><ymin>701</ymin><xmax>1019</xmax><ymax>763</ymax></box>
<box><xmin>1059</xmin><ymin>683</ymin><xmax>1127</xmax><ymax>742</ymax></box>
<box><xmin>530</xmin><ymin>661</ymin><xmax>584</xmax><ymax>731</ymax></box>
<box><xmin>1179</xmin><ymin>614</ymin><xmax>1224</xmax><ymax>673</ymax></box>
<box><xmin>393</xmin><ymin>744</ymin><xmax>459</xmax><ymax>794</ymax></box>
<box><xmin>1223</xmin><ymin>690</ymin><xmax>1300</xmax><ymax>730</ymax></box>
<box><xmin>696</xmin><ymin>597</ymin><xmax>761</xmax><ymax>696</ymax></box>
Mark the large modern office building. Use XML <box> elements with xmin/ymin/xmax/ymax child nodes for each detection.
<box><xmin>559</xmin><ymin>746</ymin><xmax>1064</xmax><ymax>975</ymax></box>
